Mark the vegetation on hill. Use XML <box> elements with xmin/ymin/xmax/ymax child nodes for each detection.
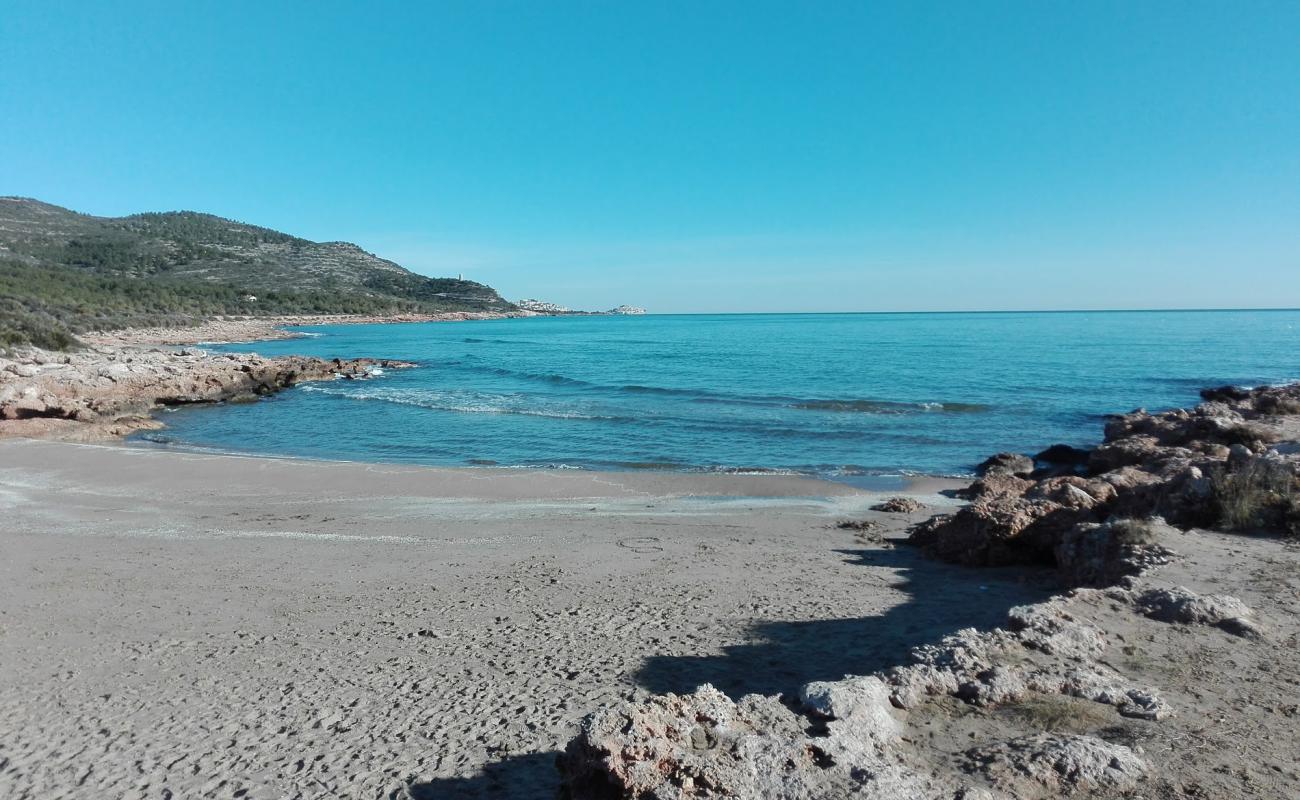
<box><xmin>0</xmin><ymin>197</ymin><xmax>513</xmax><ymax>349</ymax></box>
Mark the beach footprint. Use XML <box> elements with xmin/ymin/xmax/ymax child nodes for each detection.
<box><xmin>617</xmin><ymin>536</ymin><xmax>664</xmax><ymax>554</ymax></box>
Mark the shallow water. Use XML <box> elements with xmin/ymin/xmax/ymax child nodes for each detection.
<box><xmin>137</xmin><ymin>310</ymin><xmax>1300</xmax><ymax>482</ymax></box>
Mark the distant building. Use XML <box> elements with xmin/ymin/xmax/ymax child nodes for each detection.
<box><xmin>515</xmin><ymin>298</ymin><xmax>571</xmax><ymax>313</ymax></box>
<box><xmin>608</xmin><ymin>305</ymin><xmax>647</xmax><ymax>315</ymax></box>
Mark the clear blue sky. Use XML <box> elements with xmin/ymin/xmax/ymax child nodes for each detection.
<box><xmin>3</xmin><ymin>2</ymin><xmax>1298</xmax><ymax>312</ymax></box>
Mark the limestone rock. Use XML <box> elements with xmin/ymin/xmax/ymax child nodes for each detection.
<box><xmin>1136</xmin><ymin>586</ymin><xmax>1263</xmax><ymax>638</ymax></box>
<box><xmin>558</xmin><ymin>683</ymin><xmax>938</xmax><ymax>799</ymax></box>
<box><xmin>1</xmin><ymin>345</ymin><xmax>413</xmax><ymax>440</ymax></box>
<box><xmin>965</xmin><ymin>734</ymin><xmax>1149</xmax><ymax>797</ymax></box>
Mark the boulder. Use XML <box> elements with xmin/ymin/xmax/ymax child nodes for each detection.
<box><xmin>976</xmin><ymin>452</ymin><xmax>1035</xmax><ymax>478</ymax></box>
<box><xmin>909</xmin><ymin>481</ymin><xmax>1095</xmax><ymax>567</ymax></box>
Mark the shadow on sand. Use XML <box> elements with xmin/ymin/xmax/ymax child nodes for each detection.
<box><xmin>403</xmin><ymin>752</ymin><xmax>561</xmax><ymax>800</ymax></box>
<box><xmin>406</xmin><ymin>544</ymin><xmax>1054</xmax><ymax>799</ymax></box>
<box><xmin>636</xmin><ymin>544</ymin><xmax>1054</xmax><ymax>698</ymax></box>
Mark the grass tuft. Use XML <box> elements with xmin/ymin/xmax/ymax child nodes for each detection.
<box><xmin>1209</xmin><ymin>459</ymin><xmax>1298</xmax><ymax>535</ymax></box>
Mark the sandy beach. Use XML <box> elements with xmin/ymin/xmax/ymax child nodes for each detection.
<box><xmin>3</xmin><ymin>409</ymin><xmax>1300</xmax><ymax>798</ymax></box>
<box><xmin>0</xmin><ymin>439</ymin><xmax>1005</xmax><ymax>799</ymax></box>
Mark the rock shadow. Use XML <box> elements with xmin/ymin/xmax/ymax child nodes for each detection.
<box><xmin>403</xmin><ymin>751</ymin><xmax>561</xmax><ymax>800</ymax></box>
<box><xmin>636</xmin><ymin>545</ymin><xmax>1054</xmax><ymax>698</ymax></box>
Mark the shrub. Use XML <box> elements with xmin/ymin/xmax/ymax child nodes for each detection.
<box><xmin>1209</xmin><ymin>458</ymin><xmax>1298</xmax><ymax>534</ymax></box>
<box><xmin>1106</xmin><ymin>517</ymin><xmax>1165</xmax><ymax>547</ymax></box>
<box><xmin>1256</xmin><ymin>394</ymin><xmax>1300</xmax><ymax>416</ymax></box>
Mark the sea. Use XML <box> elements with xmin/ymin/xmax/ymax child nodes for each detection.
<box><xmin>135</xmin><ymin>310</ymin><xmax>1300</xmax><ymax>486</ymax></box>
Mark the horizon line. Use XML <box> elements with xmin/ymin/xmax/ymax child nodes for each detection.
<box><xmin>581</xmin><ymin>307</ymin><xmax>1300</xmax><ymax>316</ymax></box>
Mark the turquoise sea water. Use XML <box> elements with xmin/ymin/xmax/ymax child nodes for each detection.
<box><xmin>138</xmin><ymin>311</ymin><xmax>1300</xmax><ymax>482</ymax></box>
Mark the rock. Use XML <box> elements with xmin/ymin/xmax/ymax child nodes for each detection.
<box><xmin>1054</xmin><ymin>518</ymin><xmax>1176</xmax><ymax>588</ymax></box>
<box><xmin>958</xmin><ymin>665</ymin><xmax>1030</xmax><ymax>705</ymax></box>
<box><xmin>1226</xmin><ymin>443</ymin><xmax>1255</xmax><ymax>469</ymax></box>
<box><xmin>870</xmin><ymin>496</ymin><xmax>925</xmax><ymax>514</ymax></box>
<box><xmin>1006</xmin><ymin>603</ymin><xmax>1107</xmax><ymax>660</ymax></box>
<box><xmin>1027</xmin><ymin>476</ymin><xmax>1117</xmax><ymax>510</ymax></box>
<box><xmin>884</xmin><ymin>664</ymin><xmax>960</xmax><ymax>710</ymax></box>
<box><xmin>909</xmin><ymin>477</ymin><xmax>1092</xmax><ymax>567</ymax></box>
<box><xmin>2</xmin><ymin>391</ymin><xmax>50</xmax><ymax>420</ymax></box>
<box><xmin>965</xmin><ymin>734</ymin><xmax>1149</xmax><ymax>797</ymax></box>
<box><xmin>1089</xmin><ymin>435</ymin><xmax>1162</xmax><ymax>473</ymax></box>
<box><xmin>976</xmin><ymin>452</ymin><xmax>1035</xmax><ymax>478</ymax></box>
<box><xmin>1034</xmin><ymin>444</ymin><xmax>1092</xmax><ymax>469</ymax></box>
<box><xmin>558</xmin><ymin>683</ymin><xmax>938</xmax><ymax>799</ymax></box>
<box><xmin>799</xmin><ymin>676</ymin><xmax>901</xmax><ymax>748</ymax></box>
<box><xmin>1200</xmin><ymin>385</ymin><xmax>1253</xmax><ymax>403</ymax></box>
<box><xmin>1135</xmin><ymin>587</ymin><xmax>1263</xmax><ymax>638</ymax></box>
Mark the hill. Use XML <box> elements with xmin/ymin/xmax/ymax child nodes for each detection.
<box><xmin>0</xmin><ymin>197</ymin><xmax>513</xmax><ymax>349</ymax></box>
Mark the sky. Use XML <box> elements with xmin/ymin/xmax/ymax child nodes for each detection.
<box><xmin>2</xmin><ymin>1</ymin><xmax>1298</xmax><ymax>313</ymax></box>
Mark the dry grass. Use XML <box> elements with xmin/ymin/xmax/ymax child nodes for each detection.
<box><xmin>1255</xmin><ymin>394</ymin><xmax>1300</xmax><ymax>416</ymax></box>
<box><xmin>998</xmin><ymin>694</ymin><xmax>1117</xmax><ymax>734</ymax></box>
<box><xmin>1108</xmin><ymin>517</ymin><xmax>1165</xmax><ymax>547</ymax></box>
<box><xmin>1209</xmin><ymin>459</ymin><xmax>1298</xmax><ymax>535</ymax></box>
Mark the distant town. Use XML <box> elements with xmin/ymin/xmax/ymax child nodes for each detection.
<box><xmin>515</xmin><ymin>299</ymin><xmax>647</xmax><ymax>315</ymax></box>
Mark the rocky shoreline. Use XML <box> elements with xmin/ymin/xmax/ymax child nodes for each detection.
<box><xmin>558</xmin><ymin>383</ymin><xmax>1300</xmax><ymax>799</ymax></box>
<box><xmin>79</xmin><ymin>310</ymin><xmax>531</xmax><ymax>347</ymax></box>
<box><xmin>1</xmin><ymin>311</ymin><xmax>523</xmax><ymax>440</ymax></box>
<box><xmin>0</xmin><ymin>345</ymin><xmax>413</xmax><ymax>441</ymax></box>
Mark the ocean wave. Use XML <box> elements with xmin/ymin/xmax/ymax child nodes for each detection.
<box><xmin>623</xmin><ymin>384</ymin><xmax>989</xmax><ymax>414</ymax></box>
<box><xmin>441</xmin><ymin>362</ymin><xmax>988</xmax><ymax>415</ymax></box>
<box><xmin>447</xmin><ymin>363</ymin><xmax>600</xmax><ymax>388</ymax></box>
<box><xmin>610</xmin><ymin>460</ymin><xmax>691</xmax><ymax>470</ymax></box>
<box><xmin>299</xmin><ymin>385</ymin><xmax>634</xmax><ymax>422</ymax></box>
<box><xmin>692</xmin><ymin>465</ymin><xmax>807</xmax><ymax>476</ymax></box>
<box><xmin>791</xmin><ymin>399</ymin><xmax>991</xmax><ymax>414</ymax></box>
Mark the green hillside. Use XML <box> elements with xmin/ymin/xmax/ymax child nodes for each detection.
<box><xmin>0</xmin><ymin>197</ymin><xmax>513</xmax><ymax>349</ymax></box>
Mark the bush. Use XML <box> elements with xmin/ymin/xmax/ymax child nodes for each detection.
<box><xmin>1256</xmin><ymin>394</ymin><xmax>1300</xmax><ymax>416</ymax></box>
<box><xmin>1107</xmin><ymin>517</ymin><xmax>1164</xmax><ymax>547</ymax></box>
<box><xmin>1209</xmin><ymin>458</ymin><xmax>1298</xmax><ymax>534</ymax></box>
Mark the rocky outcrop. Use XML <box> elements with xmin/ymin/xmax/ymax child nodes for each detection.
<box><xmin>559</xmin><ymin>588</ymin><xmax>1162</xmax><ymax>799</ymax></box>
<box><xmin>559</xmin><ymin>681</ymin><xmax>943</xmax><ymax>800</ymax></box>
<box><xmin>0</xmin><ymin>346</ymin><xmax>412</xmax><ymax>440</ymax></box>
<box><xmin>884</xmin><ymin>593</ymin><xmax>1171</xmax><ymax>721</ymax></box>
<box><xmin>911</xmin><ymin>384</ymin><xmax>1300</xmax><ymax>568</ymax></box>
<box><xmin>560</xmin><ymin>383</ymin><xmax>1300</xmax><ymax>799</ymax></box>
